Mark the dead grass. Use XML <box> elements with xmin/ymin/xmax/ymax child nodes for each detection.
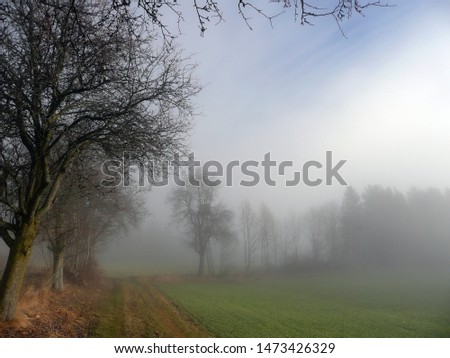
<box><xmin>0</xmin><ymin>271</ymin><xmax>106</xmax><ymax>338</ymax></box>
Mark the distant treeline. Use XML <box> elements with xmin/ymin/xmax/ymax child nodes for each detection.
<box><xmin>237</xmin><ymin>186</ymin><xmax>450</xmax><ymax>273</ymax></box>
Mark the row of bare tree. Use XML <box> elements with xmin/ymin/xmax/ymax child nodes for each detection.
<box><xmin>239</xmin><ymin>186</ymin><xmax>450</xmax><ymax>273</ymax></box>
<box><xmin>38</xmin><ymin>156</ymin><xmax>144</xmax><ymax>292</ymax></box>
<box><xmin>169</xmin><ymin>176</ymin><xmax>450</xmax><ymax>276</ymax></box>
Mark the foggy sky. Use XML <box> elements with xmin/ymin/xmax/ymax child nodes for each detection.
<box><xmin>91</xmin><ymin>1</ymin><xmax>450</xmax><ymax>272</ymax></box>
<box><xmin>139</xmin><ymin>1</ymin><xmax>450</xmax><ymax>217</ymax></box>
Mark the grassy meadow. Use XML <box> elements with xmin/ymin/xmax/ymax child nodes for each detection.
<box><xmin>159</xmin><ymin>271</ymin><xmax>450</xmax><ymax>337</ymax></box>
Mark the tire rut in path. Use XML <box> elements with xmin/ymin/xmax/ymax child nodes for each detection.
<box><xmin>96</xmin><ymin>277</ymin><xmax>211</xmax><ymax>338</ymax></box>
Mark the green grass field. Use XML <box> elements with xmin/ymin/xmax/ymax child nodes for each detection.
<box><xmin>159</xmin><ymin>271</ymin><xmax>450</xmax><ymax>337</ymax></box>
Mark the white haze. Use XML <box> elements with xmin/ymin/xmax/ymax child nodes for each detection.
<box><xmin>99</xmin><ymin>1</ymin><xmax>450</xmax><ymax>274</ymax></box>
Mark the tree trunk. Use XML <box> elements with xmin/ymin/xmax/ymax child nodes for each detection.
<box><xmin>0</xmin><ymin>220</ymin><xmax>37</xmax><ymax>321</ymax></box>
<box><xmin>244</xmin><ymin>242</ymin><xmax>250</xmax><ymax>273</ymax></box>
<box><xmin>52</xmin><ymin>246</ymin><xmax>64</xmax><ymax>293</ymax></box>
<box><xmin>198</xmin><ymin>250</ymin><xmax>205</xmax><ymax>276</ymax></box>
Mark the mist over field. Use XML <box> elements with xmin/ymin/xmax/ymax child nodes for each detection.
<box><xmin>95</xmin><ymin>0</ymin><xmax>450</xmax><ymax>278</ymax></box>
<box><xmin>1</xmin><ymin>0</ymin><xmax>450</xmax><ymax>339</ymax></box>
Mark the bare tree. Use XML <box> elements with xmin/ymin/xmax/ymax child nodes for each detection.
<box><xmin>239</xmin><ymin>201</ymin><xmax>258</xmax><ymax>272</ymax></box>
<box><xmin>0</xmin><ymin>1</ymin><xmax>199</xmax><ymax>320</ymax></box>
<box><xmin>110</xmin><ymin>0</ymin><xmax>391</xmax><ymax>37</ymax></box>
<box><xmin>285</xmin><ymin>211</ymin><xmax>303</xmax><ymax>262</ymax></box>
<box><xmin>303</xmin><ymin>202</ymin><xmax>342</xmax><ymax>267</ymax></box>
<box><xmin>217</xmin><ymin>238</ymin><xmax>237</xmax><ymax>277</ymax></box>
<box><xmin>258</xmin><ymin>203</ymin><xmax>277</xmax><ymax>271</ymax></box>
<box><xmin>168</xmin><ymin>172</ymin><xmax>234</xmax><ymax>276</ymax></box>
<box><xmin>321</xmin><ymin>202</ymin><xmax>341</xmax><ymax>264</ymax></box>
<box><xmin>340</xmin><ymin>186</ymin><xmax>363</xmax><ymax>265</ymax></box>
<box><xmin>304</xmin><ymin>207</ymin><xmax>325</xmax><ymax>265</ymax></box>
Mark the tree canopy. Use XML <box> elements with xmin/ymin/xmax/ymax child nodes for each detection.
<box><xmin>0</xmin><ymin>0</ymin><xmax>199</xmax><ymax>320</ymax></box>
<box><xmin>110</xmin><ymin>0</ymin><xmax>391</xmax><ymax>37</ymax></box>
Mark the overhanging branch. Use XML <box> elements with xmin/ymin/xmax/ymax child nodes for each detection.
<box><xmin>0</xmin><ymin>219</ymin><xmax>16</xmax><ymax>248</ymax></box>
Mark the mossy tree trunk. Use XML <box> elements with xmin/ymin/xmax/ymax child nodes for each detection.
<box><xmin>0</xmin><ymin>220</ymin><xmax>37</xmax><ymax>321</ymax></box>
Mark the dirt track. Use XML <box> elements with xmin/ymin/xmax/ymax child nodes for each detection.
<box><xmin>95</xmin><ymin>277</ymin><xmax>211</xmax><ymax>338</ymax></box>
